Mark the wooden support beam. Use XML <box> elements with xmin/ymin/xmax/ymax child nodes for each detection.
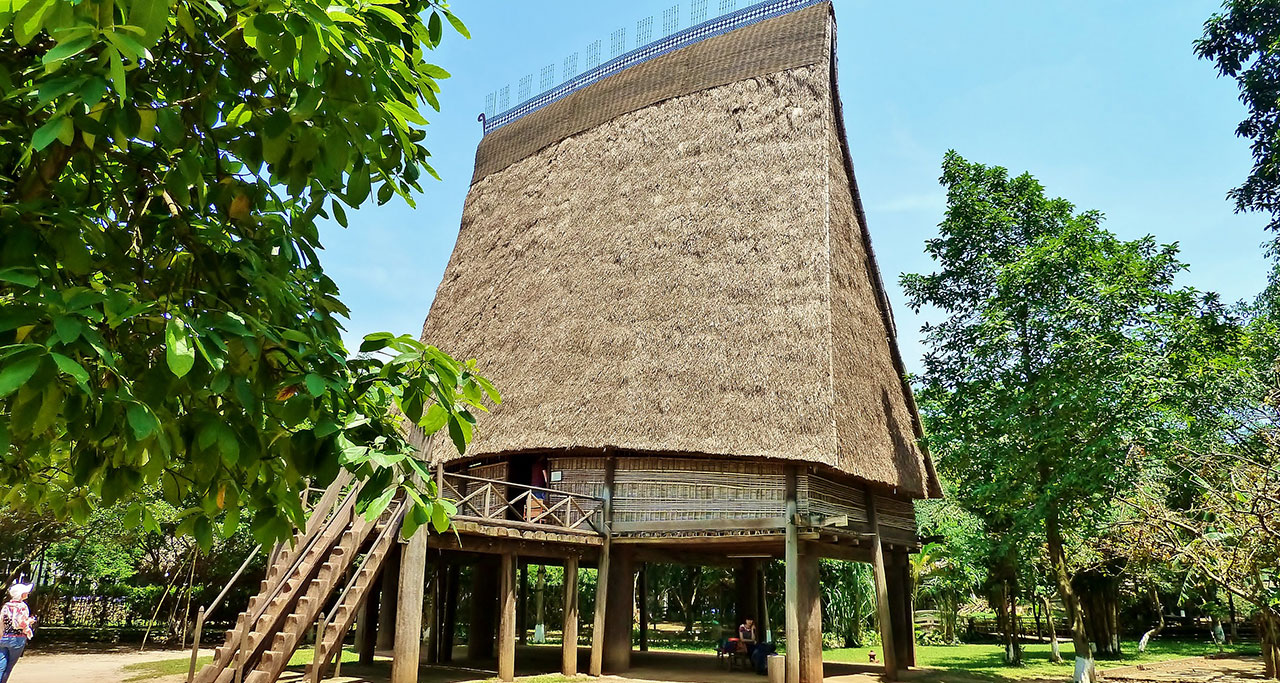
<box><xmin>392</xmin><ymin>512</ymin><xmax>429</xmax><ymax>683</ymax></box>
<box><xmin>518</xmin><ymin>563</ymin><xmax>528</xmax><ymax>646</ymax></box>
<box><xmin>736</xmin><ymin>559</ymin><xmax>762</xmax><ymax>629</ymax></box>
<box><xmin>356</xmin><ymin>569</ymin><xmax>380</xmax><ymax>664</ymax></box>
<box><xmin>889</xmin><ymin>551</ymin><xmax>916</xmax><ymax>667</ymax></box>
<box><xmin>562</xmin><ymin>556</ymin><xmax>580</xmax><ymax>676</ymax></box>
<box><xmin>498</xmin><ymin>552</ymin><xmax>517</xmax><ymax>682</ymax></box>
<box><xmin>868</xmin><ymin>489</ymin><xmax>898</xmax><ymax>681</ymax></box>
<box><xmin>798</xmin><ymin>545</ymin><xmax>823</xmax><ymax>683</ymax></box>
<box><xmin>468</xmin><ymin>557</ymin><xmax>499</xmax><ymax>660</ymax></box>
<box><xmin>424</xmin><ymin>559</ymin><xmax>440</xmax><ymax>665</ymax></box>
<box><xmin>603</xmin><ymin>546</ymin><xmax>635</xmax><ymax>672</ymax></box>
<box><xmin>377</xmin><ymin>543</ymin><xmax>402</xmax><ymax>649</ymax></box>
<box><xmin>589</xmin><ymin>457</ymin><xmax>615</xmax><ymax>677</ymax></box>
<box><xmin>441</xmin><ymin>564</ymin><xmax>459</xmax><ymax>663</ymax></box>
<box><xmin>785</xmin><ymin>467</ymin><xmax>800</xmax><ymax>683</ymax></box>
<box><xmin>638</xmin><ymin>562</ymin><xmax>649</xmax><ymax>652</ymax></box>
<box><xmin>759</xmin><ymin>561</ymin><xmax>772</xmax><ymax>642</ymax></box>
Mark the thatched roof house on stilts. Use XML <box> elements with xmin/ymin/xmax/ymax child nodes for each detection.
<box><xmin>192</xmin><ymin>2</ymin><xmax>939</xmax><ymax>683</ymax></box>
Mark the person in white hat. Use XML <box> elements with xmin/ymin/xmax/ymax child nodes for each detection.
<box><xmin>0</xmin><ymin>582</ymin><xmax>35</xmax><ymax>683</ymax></box>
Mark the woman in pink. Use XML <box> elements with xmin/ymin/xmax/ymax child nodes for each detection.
<box><xmin>0</xmin><ymin>582</ymin><xmax>34</xmax><ymax>683</ymax></box>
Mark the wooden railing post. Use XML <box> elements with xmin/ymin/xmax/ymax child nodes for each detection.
<box><xmin>186</xmin><ymin>606</ymin><xmax>205</xmax><ymax>683</ymax></box>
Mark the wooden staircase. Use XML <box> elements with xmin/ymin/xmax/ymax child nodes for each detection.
<box><xmin>192</xmin><ymin>476</ymin><xmax>406</xmax><ymax>683</ymax></box>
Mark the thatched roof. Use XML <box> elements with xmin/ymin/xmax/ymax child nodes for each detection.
<box><xmin>419</xmin><ymin>1</ymin><xmax>941</xmax><ymax>498</ymax></box>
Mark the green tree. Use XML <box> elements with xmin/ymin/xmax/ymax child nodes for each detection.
<box><xmin>903</xmin><ymin>152</ymin><xmax>1214</xmax><ymax>682</ymax></box>
<box><xmin>0</xmin><ymin>0</ymin><xmax>492</xmax><ymax>546</ymax></box>
<box><xmin>1196</xmin><ymin>0</ymin><xmax>1280</xmax><ymax>234</ymax></box>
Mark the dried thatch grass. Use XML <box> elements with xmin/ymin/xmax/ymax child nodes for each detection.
<box><xmin>419</xmin><ymin>2</ymin><xmax>940</xmax><ymax>498</ymax></box>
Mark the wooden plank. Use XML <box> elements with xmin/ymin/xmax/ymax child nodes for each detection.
<box><xmin>392</xmin><ymin>508</ymin><xmax>429</xmax><ymax>683</ymax></box>
<box><xmin>612</xmin><ymin>517</ymin><xmax>788</xmax><ymax>533</ymax></box>
<box><xmin>498</xmin><ymin>552</ymin><xmax>517</xmax><ymax>682</ymax></box>
<box><xmin>785</xmin><ymin>467</ymin><xmax>800</xmax><ymax>683</ymax></box>
<box><xmin>589</xmin><ymin>457</ymin><xmax>615</xmax><ymax>677</ymax></box>
<box><xmin>562</xmin><ymin>556</ymin><xmax>579</xmax><ymax>676</ymax></box>
<box><xmin>868</xmin><ymin>488</ymin><xmax>898</xmax><ymax>681</ymax></box>
<box><xmin>614</xmin><ymin>533</ymin><xmax>787</xmax><ymax>547</ymax></box>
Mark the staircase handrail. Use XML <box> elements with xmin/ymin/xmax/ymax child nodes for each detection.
<box><xmin>311</xmin><ymin>497</ymin><xmax>409</xmax><ymax>683</ymax></box>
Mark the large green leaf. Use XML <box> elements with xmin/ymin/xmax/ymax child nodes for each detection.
<box><xmin>165</xmin><ymin>316</ymin><xmax>196</xmax><ymax>378</ymax></box>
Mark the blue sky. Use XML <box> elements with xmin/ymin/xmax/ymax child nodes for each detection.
<box><xmin>318</xmin><ymin>0</ymin><xmax>1265</xmax><ymax>374</ymax></box>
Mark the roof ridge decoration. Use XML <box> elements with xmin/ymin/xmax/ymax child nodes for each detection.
<box><xmin>478</xmin><ymin>0</ymin><xmax>825</xmax><ymax>136</ymax></box>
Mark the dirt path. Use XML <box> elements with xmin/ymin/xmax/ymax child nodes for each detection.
<box><xmin>12</xmin><ymin>646</ymin><xmax>208</xmax><ymax>683</ymax></box>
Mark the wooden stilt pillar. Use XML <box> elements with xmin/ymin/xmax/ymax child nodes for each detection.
<box><xmin>518</xmin><ymin>563</ymin><xmax>528</xmax><ymax>645</ymax></box>
<box><xmin>797</xmin><ymin>546</ymin><xmax>823</xmax><ymax>683</ymax></box>
<box><xmin>425</xmin><ymin>557</ymin><xmax>441</xmax><ymax>665</ymax></box>
<box><xmin>589</xmin><ymin>457</ymin><xmax>616</xmax><ymax>677</ymax></box>
<box><xmin>888</xmin><ymin>551</ymin><xmax>916</xmax><ymax>667</ymax></box>
<box><xmin>736</xmin><ymin>559</ymin><xmax>762</xmax><ymax>628</ymax></box>
<box><xmin>356</xmin><ymin>570</ymin><xmax>380</xmax><ymax>664</ymax></box>
<box><xmin>638</xmin><ymin>563</ymin><xmax>649</xmax><ymax>652</ymax></box>
<box><xmin>785</xmin><ymin>467</ymin><xmax>800</xmax><ymax>683</ymax></box>
<box><xmin>562</xmin><ymin>556</ymin><xmax>580</xmax><ymax>676</ymax></box>
<box><xmin>498</xmin><ymin>552</ymin><xmax>517</xmax><ymax>682</ymax></box>
<box><xmin>392</xmin><ymin>521</ymin><xmax>429</xmax><ymax>683</ymax></box>
<box><xmin>759</xmin><ymin>562</ymin><xmax>772</xmax><ymax>642</ymax></box>
<box><xmin>441</xmin><ymin>564</ymin><xmax>459</xmax><ymax>663</ymax></box>
<box><xmin>378</xmin><ymin>543</ymin><xmax>402</xmax><ymax>650</ymax></box>
<box><xmin>603</xmin><ymin>546</ymin><xmax>635</xmax><ymax>672</ymax></box>
<box><xmin>469</xmin><ymin>558</ymin><xmax>500</xmax><ymax>660</ymax></box>
<box><xmin>868</xmin><ymin>490</ymin><xmax>898</xmax><ymax>681</ymax></box>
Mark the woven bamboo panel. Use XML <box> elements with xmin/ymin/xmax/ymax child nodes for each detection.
<box><xmin>468</xmin><ymin>461</ymin><xmax>508</xmax><ymax>482</ymax></box>
<box><xmin>873</xmin><ymin>493</ymin><xmax>917</xmax><ymax>546</ymax></box>
<box><xmin>612</xmin><ymin>456</ymin><xmax>786</xmax><ymax>523</ymax></box>
<box><xmin>472</xmin><ymin>2</ymin><xmax>830</xmax><ymax>182</ymax></box>
<box><xmin>547</xmin><ymin>456</ymin><xmax>607</xmax><ymax>499</ymax></box>
<box><xmin>807</xmin><ymin>473</ymin><xmax>869</xmax><ymax>524</ymax></box>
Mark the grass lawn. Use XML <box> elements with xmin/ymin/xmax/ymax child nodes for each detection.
<box><xmin>823</xmin><ymin>639</ymin><xmax>1260</xmax><ymax>681</ymax></box>
<box><xmin>121</xmin><ymin>646</ymin><xmax>363</xmax><ymax>682</ymax></box>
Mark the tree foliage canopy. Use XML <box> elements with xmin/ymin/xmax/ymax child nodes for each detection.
<box><xmin>0</xmin><ymin>0</ymin><xmax>491</xmax><ymax>547</ymax></box>
<box><xmin>1197</xmin><ymin>0</ymin><xmax>1280</xmax><ymax>233</ymax></box>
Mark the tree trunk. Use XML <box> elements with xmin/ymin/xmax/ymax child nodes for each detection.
<box><xmin>1228</xmin><ymin>593</ymin><xmax>1238</xmax><ymax>645</ymax></box>
<box><xmin>995</xmin><ymin>581</ymin><xmax>1020</xmax><ymax>665</ymax></box>
<box><xmin>1138</xmin><ymin>587</ymin><xmax>1163</xmax><ymax>653</ymax></box>
<box><xmin>1033</xmin><ymin>598</ymin><xmax>1043</xmax><ymax>642</ymax></box>
<box><xmin>1047</xmin><ymin>508</ymin><xmax>1094</xmax><ymax>682</ymax></box>
<box><xmin>1258</xmin><ymin>606</ymin><xmax>1278</xmax><ymax>680</ymax></box>
<box><xmin>1042</xmin><ymin>595</ymin><xmax>1062</xmax><ymax>663</ymax></box>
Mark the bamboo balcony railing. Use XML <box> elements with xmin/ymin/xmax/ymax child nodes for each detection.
<box><xmin>440</xmin><ymin>471</ymin><xmax>605</xmax><ymax>536</ymax></box>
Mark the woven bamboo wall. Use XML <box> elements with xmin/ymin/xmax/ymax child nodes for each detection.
<box><xmin>612</xmin><ymin>456</ymin><xmax>786</xmax><ymax>524</ymax></box>
<box><xmin>807</xmin><ymin>472</ymin><xmax>869</xmax><ymax>524</ymax></box>
<box><xmin>547</xmin><ymin>456</ymin><xmax>606</xmax><ymax>498</ymax></box>
<box><xmin>872</xmin><ymin>494</ymin><xmax>917</xmax><ymax>547</ymax></box>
